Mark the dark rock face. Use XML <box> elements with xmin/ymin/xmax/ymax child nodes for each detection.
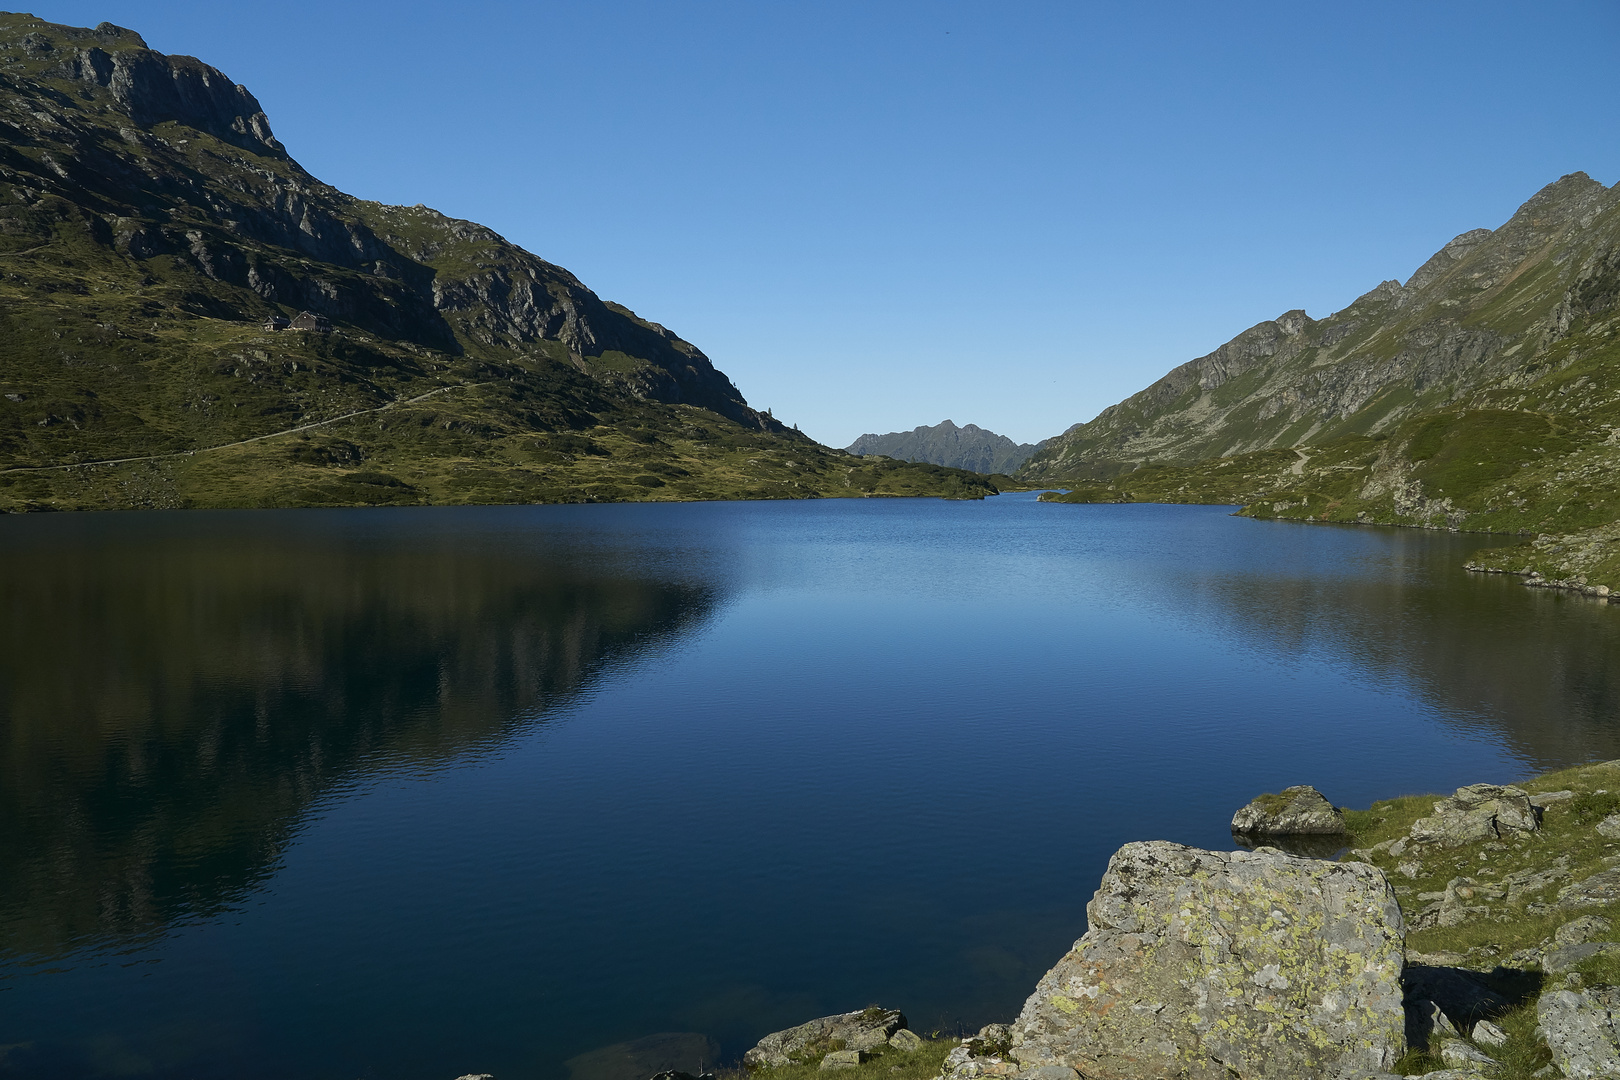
<box><xmin>0</xmin><ymin>11</ymin><xmax>776</xmax><ymax>433</ymax></box>
<box><xmin>848</xmin><ymin>420</ymin><xmax>1041</xmax><ymax>474</ymax></box>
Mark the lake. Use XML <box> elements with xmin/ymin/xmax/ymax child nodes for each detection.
<box><xmin>2</xmin><ymin>494</ymin><xmax>1618</xmax><ymax>1079</ymax></box>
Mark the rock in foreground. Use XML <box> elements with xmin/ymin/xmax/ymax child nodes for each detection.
<box><xmin>1538</xmin><ymin>986</ymin><xmax>1620</xmax><ymax>1079</ymax></box>
<box><xmin>1008</xmin><ymin>842</ymin><xmax>1406</xmax><ymax>1080</ymax></box>
<box><xmin>1230</xmin><ymin>785</ymin><xmax>1347</xmax><ymax>835</ymax></box>
<box><xmin>744</xmin><ymin>1008</ymin><xmax>908</xmax><ymax>1069</ymax></box>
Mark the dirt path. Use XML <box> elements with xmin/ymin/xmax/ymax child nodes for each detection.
<box><xmin>1290</xmin><ymin>448</ymin><xmax>1311</xmax><ymax>475</ymax></box>
<box><xmin>1</xmin><ymin>382</ymin><xmax>479</xmax><ymax>475</ymax></box>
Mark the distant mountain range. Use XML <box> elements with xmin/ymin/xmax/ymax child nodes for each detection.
<box><xmin>0</xmin><ymin>14</ymin><xmax>994</xmax><ymax>509</ymax></box>
<box><xmin>1019</xmin><ymin>171</ymin><xmax>1620</xmax><ymax>590</ymax></box>
<box><xmin>848</xmin><ymin>420</ymin><xmax>1042</xmax><ymax>474</ymax></box>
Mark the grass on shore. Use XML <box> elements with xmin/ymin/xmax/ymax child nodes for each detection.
<box><xmin>1340</xmin><ymin>758</ymin><xmax>1620</xmax><ymax>1077</ymax></box>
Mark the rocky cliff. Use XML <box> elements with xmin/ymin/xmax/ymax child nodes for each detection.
<box><xmin>848</xmin><ymin>420</ymin><xmax>1042</xmax><ymax>474</ymax></box>
<box><xmin>1024</xmin><ymin>173</ymin><xmax>1620</xmax><ymax>481</ymax></box>
<box><xmin>1024</xmin><ymin>173</ymin><xmax>1620</xmax><ymax>591</ymax></box>
<box><xmin>0</xmin><ymin>13</ymin><xmax>995</xmax><ymax>509</ymax></box>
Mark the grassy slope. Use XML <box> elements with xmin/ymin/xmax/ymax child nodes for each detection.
<box><xmin>1339</xmin><ymin>760</ymin><xmax>1620</xmax><ymax>1077</ymax></box>
<box><xmin>0</xmin><ymin>15</ymin><xmax>994</xmax><ymax>510</ymax></box>
<box><xmin>1035</xmin><ymin>315</ymin><xmax>1620</xmax><ymax>590</ymax></box>
<box><xmin>1026</xmin><ymin>176</ymin><xmax>1620</xmax><ymax>590</ymax></box>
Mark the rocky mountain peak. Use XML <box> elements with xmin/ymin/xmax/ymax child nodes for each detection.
<box><xmin>1</xmin><ymin>13</ymin><xmax>283</xmax><ymax>156</ymax></box>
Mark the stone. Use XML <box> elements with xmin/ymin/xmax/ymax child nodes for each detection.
<box><xmin>1599</xmin><ymin>814</ymin><xmax>1620</xmax><ymax>839</ymax></box>
<box><xmin>1230</xmin><ymin>784</ymin><xmax>1347</xmax><ymax>835</ymax></box>
<box><xmin>1531</xmin><ymin>790</ymin><xmax>1577</xmax><ymax>807</ymax></box>
<box><xmin>454</xmin><ymin>1075</ymin><xmax>496</xmax><ymax>1080</ymax></box>
<box><xmin>1409</xmin><ymin>878</ymin><xmax>1503</xmax><ymax>930</ymax></box>
<box><xmin>745</xmin><ymin>1009</ymin><xmax>908</xmax><ymax>1069</ymax></box>
<box><xmin>1406</xmin><ymin>996</ymin><xmax>1460</xmax><ymax>1049</ymax></box>
<box><xmin>888</xmin><ymin>1029</ymin><xmax>923</xmax><ymax>1052</ymax></box>
<box><xmin>1013</xmin><ymin>1068</ymin><xmax>1077</xmax><ymax>1080</ymax></box>
<box><xmin>1543</xmin><ymin>942</ymin><xmax>1620</xmax><ymax>973</ymax></box>
<box><xmin>820</xmin><ymin>1051</ymin><xmax>868</xmax><ymax>1070</ymax></box>
<box><xmin>1559</xmin><ymin>867</ymin><xmax>1620</xmax><ymax>910</ymax></box>
<box><xmin>1408</xmin><ymin>785</ymin><xmax>1540</xmax><ymax>848</ymax></box>
<box><xmin>1558</xmin><ymin>916</ymin><xmax>1614</xmax><ymax>946</ymax></box>
<box><xmin>1538</xmin><ymin>987</ymin><xmax>1620</xmax><ymax>1078</ymax></box>
<box><xmin>1007</xmin><ymin>842</ymin><xmax>1406</xmax><ymax>1080</ymax></box>
<box><xmin>1439</xmin><ymin>1039</ymin><xmax>1499</xmax><ymax>1070</ymax></box>
<box><xmin>1471</xmin><ymin>1019</ymin><xmax>1508</xmax><ymax>1047</ymax></box>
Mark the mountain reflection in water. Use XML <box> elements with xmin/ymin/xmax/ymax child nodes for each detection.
<box><xmin>0</xmin><ymin>509</ymin><xmax>720</xmax><ymax>960</ymax></box>
<box><xmin>1</xmin><ymin>498</ymin><xmax>1618</xmax><ymax>1080</ymax></box>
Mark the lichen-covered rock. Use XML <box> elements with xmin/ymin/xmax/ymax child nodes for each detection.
<box><xmin>1008</xmin><ymin>842</ymin><xmax>1406</xmax><ymax>1080</ymax></box>
<box><xmin>1557</xmin><ymin>915</ymin><xmax>1614</xmax><ymax>946</ymax></box>
<box><xmin>1559</xmin><ymin>867</ymin><xmax>1620</xmax><ymax>910</ymax></box>
<box><xmin>1538</xmin><ymin>986</ymin><xmax>1620</xmax><ymax>1078</ymax></box>
<box><xmin>1231</xmin><ymin>785</ymin><xmax>1347</xmax><ymax>835</ymax></box>
<box><xmin>1438</xmin><ymin>1039</ymin><xmax>1498</xmax><ymax>1071</ymax></box>
<box><xmin>819</xmin><ymin>1051</ymin><xmax>867</xmax><ymax>1070</ymax></box>
<box><xmin>1407</xmin><ymin>785</ymin><xmax>1540</xmax><ymax>847</ymax></box>
<box><xmin>1543</xmin><ymin>942</ymin><xmax>1620</xmax><ymax>973</ymax></box>
<box><xmin>888</xmin><ymin>1029</ymin><xmax>923</xmax><ymax>1052</ymax></box>
<box><xmin>744</xmin><ymin>1008</ymin><xmax>907</xmax><ymax>1069</ymax></box>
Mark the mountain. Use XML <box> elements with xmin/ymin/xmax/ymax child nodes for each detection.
<box><xmin>847</xmin><ymin>420</ymin><xmax>1041</xmax><ymax>474</ymax></box>
<box><xmin>0</xmin><ymin>14</ymin><xmax>995</xmax><ymax>509</ymax></box>
<box><xmin>1021</xmin><ymin>172</ymin><xmax>1620</xmax><ymax>590</ymax></box>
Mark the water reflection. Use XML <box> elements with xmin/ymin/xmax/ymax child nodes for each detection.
<box><xmin>0</xmin><ymin>510</ymin><xmax>720</xmax><ymax>960</ymax></box>
<box><xmin>1147</xmin><ymin>520</ymin><xmax>1620</xmax><ymax>770</ymax></box>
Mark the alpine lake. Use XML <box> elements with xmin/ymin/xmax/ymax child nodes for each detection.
<box><xmin>2</xmin><ymin>493</ymin><xmax>1618</xmax><ymax>1080</ymax></box>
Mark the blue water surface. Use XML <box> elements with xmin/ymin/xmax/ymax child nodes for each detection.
<box><xmin>1</xmin><ymin>494</ymin><xmax>1617</xmax><ymax>1079</ymax></box>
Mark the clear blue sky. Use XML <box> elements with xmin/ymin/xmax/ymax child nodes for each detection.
<box><xmin>32</xmin><ymin>1</ymin><xmax>1620</xmax><ymax>445</ymax></box>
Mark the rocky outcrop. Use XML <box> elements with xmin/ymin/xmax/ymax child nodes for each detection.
<box><xmin>743</xmin><ymin>1008</ymin><xmax>909</xmax><ymax>1070</ymax></box>
<box><xmin>1407</xmin><ymin>784</ymin><xmax>1540</xmax><ymax>848</ymax></box>
<box><xmin>1230</xmin><ymin>785</ymin><xmax>1347</xmax><ymax>836</ymax></box>
<box><xmin>1005</xmin><ymin>842</ymin><xmax>1406</xmax><ymax>1080</ymax></box>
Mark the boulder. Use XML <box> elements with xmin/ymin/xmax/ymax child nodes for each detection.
<box><xmin>819</xmin><ymin>1051</ymin><xmax>867</xmax><ymax>1070</ymax></box>
<box><xmin>888</xmin><ymin>1029</ymin><xmax>923</xmax><ymax>1052</ymax></box>
<box><xmin>937</xmin><ymin>1024</ymin><xmax>1021</xmax><ymax>1080</ymax></box>
<box><xmin>1438</xmin><ymin>1039</ymin><xmax>1497</xmax><ymax>1071</ymax></box>
<box><xmin>744</xmin><ymin>1008</ymin><xmax>907</xmax><ymax>1069</ymax></box>
<box><xmin>1408</xmin><ymin>785</ymin><xmax>1540</xmax><ymax>848</ymax></box>
<box><xmin>1558</xmin><ymin>916</ymin><xmax>1615</xmax><ymax>946</ymax></box>
<box><xmin>1544</xmin><ymin>942</ymin><xmax>1620</xmax><ymax>973</ymax></box>
<box><xmin>1230</xmin><ymin>785</ymin><xmax>1346</xmax><ymax>835</ymax></box>
<box><xmin>1008</xmin><ymin>842</ymin><xmax>1406</xmax><ymax>1080</ymax></box>
<box><xmin>1471</xmin><ymin>1020</ymin><xmax>1507</xmax><ymax>1048</ymax></box>
<box><xmin>1597</xmin><ymin>814</ymin><xmax>1620</xmax><ymax>839</ymax></box>
<box><xmin>1559</xmin><ymin>867</ymin><xmax>1620</xmax><ymax>910</ymax></box>
<box><xmin>1538</xmin><ymin>987</ymin><xmax>1620</xmax><ymax>1078</ymax></box>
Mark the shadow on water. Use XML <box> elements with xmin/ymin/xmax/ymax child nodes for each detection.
<box><xmin>0</xmin><ymin>508</ymin><xmax>722</xmax><ymax>962</ymax></box>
